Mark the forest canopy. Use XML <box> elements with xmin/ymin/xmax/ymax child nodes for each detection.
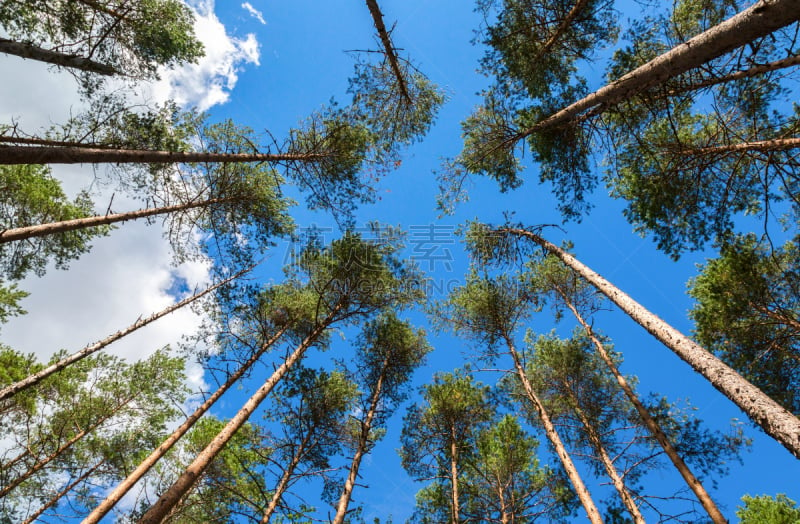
<box><xmin>0</xmin><ymin>0</ymin><xmax>799</xmax><ymax>523</ymax></box>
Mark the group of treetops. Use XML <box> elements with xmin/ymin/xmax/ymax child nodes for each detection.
<box><xmin>0</xmin><ymin>0</ymin><xmax>799</xmax><ymax>522</ymax></box>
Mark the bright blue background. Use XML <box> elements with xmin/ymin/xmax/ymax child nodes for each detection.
<box><xmin>200</xmin><ymin>1</ymin><xmax>800</xmax><ymax>521</ymax></box>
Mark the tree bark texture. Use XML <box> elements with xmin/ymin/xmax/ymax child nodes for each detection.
<box><xmin>503</xmin><ymin>227</ymin><xmax>800</xmax><ymax>458</ymax></box>
<box><xmin>0</xmin><ymin>38</ymin><xmax>120</xmax><ymax>75</ymax></box>
<box><xmin>505</xmin><ymin>336</ymin><xmax>604</xmax><ymax>524</ymax></box>
<box><xmin>137</xmin><ymin>321</ymin><xmax>331</xmax><ymax>524</ymax></box>
<box><xmin>561</xmin><ymin>295</ymin><xmax>727</xmax><ymax>524</ymax></box>
<box><xmin>82</xmin><ymin>326</ymin><xmax>287</xmax><ymax>524</ymax></box>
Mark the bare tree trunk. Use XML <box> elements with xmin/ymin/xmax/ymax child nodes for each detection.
<box><xmin>332</xmin><ymin>359</ymin><xmax>388</xmax><ymax>524</ymax></box>
<box><xmin>579</xmin><ymin>53</ymin><xmax>800</xmax><ymax>124</ymax></box>
<box><xmin>569</xmin><ymin>399</ymin><xmax>645</xmax><ymax>524</ymax></box>
<box><xmin>364</xmin><ymin>0</ymin><xmax>411</xmax><ymax>104</ymax></box>
<box><xmin>137</xmin><ymin>318</ymin><xmax>334</xmax><ymax>524</ymax></box>
<box><xmin>532</xmin><ymin>0</ymin><xmax>592</xmax><ymax>65</ymax></box>
<box><xmin>504</xmin><ymin>336</ymin><xmax>604</xmax><ymax>524</ymax></box>
<box><xmin>0</xmin><ymin>145</ymin><xmax>329</xmax><ymax>165</ymax></box>
<box><xmin>663</xmin><ymin>53</ymin><xmax>800</xmax><ymax>98</ymax></box>
<box><xmin>0</xmin><ymin>38</ymin><xmax>120</xmax><ymax>76</ymax></box>
<box><xmin>450</xmin><ymin>428</ymin><xmax>460</xmax><ymax>524</ymax></box>
<box><xmin>502</xmin><ymin>227</ymin><xmax>800</xmax><ymax>458</ymax></box>
<box><xmin>21</xmin><ymin>460</ymin><xmax>105</xmax><ymax>524</ymax></box>
<box><xmin>520</xmin><ymin>0</ymin><xmax>800</xmax><ymax>136</ymax></box>
<box><xmin>0</xmin><ymin>269</ymin><xmax>247</xmax><ymax>402</ymax></box>
<box><xmin>673</xmin><ymin>137</ymin><xmax>800</xmax><ymax>155</ymax></box>
<box><xmin>560</xmin><ymin>295</ymin><xmax>727</xmax><ymax>524</ymax></box>
<box><xmin>0</xmin><ymin>197</ymin><xmax>233</xmax><ymax>244</ymax></box>
<box><xmin>259</xmin><ymin>432</ymin><xmax>312</xmax><ymax>524</ymax></box>
<box><xmin>82</xmin><ymin>326</ymin><xmax>287</xmax><ymax>524</ymax></box>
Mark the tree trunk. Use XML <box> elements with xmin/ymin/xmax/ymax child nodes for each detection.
<box><xmin>364</xmin><ymin>0</ymin><xmax>412</xmax><ymax>104</ymax></box>
<box><xmin>137</xmin><ymin>319</ymin><xmax>333</xmax><ymax>524</ymax></box>
<box><xmin>560</xmin><ymin>294</ymin><xmax>727</xmax><ymax>524</ymax></box>
<box><xmin>259</xmin><ymin>432</ymin><xmax>312</xmax><ymax>524</ymax></box>
<box><xmin>579</xmin><ymin>53</ymin><xmax>800</xmax><ymax>124</ymax></box>
<box><xmin>450</xmin><ymin>427</ymin><xmax>460</xmax><ymax>524</ymax></box>
<box><xmin>332</xmin><ymin>359</ymin><xmax>389</xmax><ymax>524</ymax></box>
<box><xmin>0</xmin><ymin>145</ymin><xmax>329</xmax><ymax>165</ymax></box>
<box><xmin>21</xmin><ymin>460</ymin><xmax>105</xmax><ymax>524</ymax></box>
<box><xmin>0</xmin><ymin>38</ymin><xmax>120</xmax><ymax>76</ymax></box>
<box><xmin>0</xmin><ymin>269</ymin><xmax>247</xmax><ymax>402</ymax></box>
<box><xmin>520</xmin><ymin>0</ymin><xmax>800</xmax><ymax>136</ymax></box>
<box><xmin>0</xmin><ymin>197</ymin><xmax>233</xmax><ymax>244</ymax></box>
<box><xmin>82</xmin><ymin>326</ymin><xmax>287</xmax><ymax>524</ymax></box>
<box><xmin>504</xmin><ymin>336</ymin><xmax>604</xmax><ymax>524</ymax></box>
<box><xmin>569</xmin><ymin>397</ymin><xmax>645</xmax><ymax>524</ymax></box>
<box><xmin>0</xmin><ymin>135</ymin><xmax>126</xmax><ymax>148</ymax></box>
<box><xmin>532</xmin><ymin>0</ymin><xmax>592</xmax><ymax>65</ymax></box>
<box><xmin>673</xmin><ymin>137</ymin><xmax>800</xmax><ymax>155</ymax></box>
<box><xmin>663</xmin><ymin>53</ymin><xmax>800</xmax><ymax>98</ymax></box>
<box><xmin>502</xmin><ymin>227</ymin><xmax>800</xmax><ymax>458</ymax></box>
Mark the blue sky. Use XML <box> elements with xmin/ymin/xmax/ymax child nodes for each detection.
<box><xmin>1</xmin><ymin>0</ymin><xmax>798</xmax><ymax>522</ymax></box>
<box><xmin>193</xmin><ymin>0</ymin><xmax>800</xmax><ymax>522</ymax></box>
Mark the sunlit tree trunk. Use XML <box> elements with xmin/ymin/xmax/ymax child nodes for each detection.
<box><xmin>560</xmin><ymin>294</ymin><xmax>727</xmax><ymax>524</ymax></box>
<box><xmin>332</xmin><ymin>358</ymin><xmax>389</xmax><ymax>524</ymax></box>
<box><xmin>450</xmin><ymin>428</ymin><xmax>460</xmax><ymax>524</ymax></box>
<box><xmin>673</xmin><ymin>137</ymin><xmax>800</xmax><ymax>155</ymax></box>
<box><xmin>137</xmin><ymin>318</ymin><xmax>334</xmax><ymax>524</ymax></box>
<box><xmin>0</xmin><ymin>38</ymin><xmax>120</xmax><ymax>75</ymax></box>
<box><xmin>0</xmin><ymin>270</ymin><xmax>246</xmax><ymax>402</ymax></box>
<box><xmin>0</xmin><ymin>145</ymin><xmax>329</xmax><ymax>165</ymax></box>
<box><xmin>501</xmin><ymin>227</ymin><xmax>800</xmax><ymax>458</ymax></box>
<box><xmin>520</xmin><ymin>0</ymin><xmax>800</xmax><ymax>135</ymax></box>
<box><xmin>504</xmin><ymin>335</ymin><xmax>604</xmax><ymax>524</ymax></box>
<box><xmin>82</xmin><ymin>326</ymin><xmax>287</xmax><ymax>524</ymax></box>
<box><xmin>0</xmin><ymin>197</ymin><xmax>233</xmax><ymax>243</ymax></box>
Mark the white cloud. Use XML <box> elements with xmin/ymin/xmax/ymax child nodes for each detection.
<box><xmin>147</xmin><ymin>0</ymin><xmax>261</xmax><ymax>110</ymax></box>
<box><xmin>242</xmin><ymin>2</ymin><xmax>266</xmax><ymax>25</ymax></box>
<box><xmin>0</xmin><ymin>0</ymin><xmax>264</xmax><ymax>395</ymax></box>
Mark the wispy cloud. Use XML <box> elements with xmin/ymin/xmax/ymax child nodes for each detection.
<box><xmin>242</xmin><ymin>2</ymin><xmax>266</xmax><ymax>25</ymax></box>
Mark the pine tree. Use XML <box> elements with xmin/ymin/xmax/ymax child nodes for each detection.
<box><xmin>332</xmin><ymin>313</ymin><xmax>431</xmax><ymax>524</ymax></box>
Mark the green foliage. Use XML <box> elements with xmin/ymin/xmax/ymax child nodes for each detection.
<box><xmin>168</xmin><ymin>119</ymin><xmax>296</xmax><ymax>268</ymax></box>
<box><xmin>477</xmin><ymin>0</ymin><xmax>617</xmax><ymax>101</ymax></box>
<box><xmin>286</xmin><ymin>105</ymin><xmax>375</xmax><ymax>223</ymax></box>
<box><xmin>737</xmin><ymin>494</ymin><xmax>800</xmax><ymax>524</ymax></box>
<box><xmin>0</xmin><ymin>164</ymin><xmax>108</xmax><ymax>280</ymax></box>
<box><xmin>0</xmin><ymin>0</ymin><xmax>203</xmax><ymax>88</ymax></box>
<box><xmin>398</xmin><ymin>370</ymin><xmax>493</xmax><ymax>489</ymax></box>
<box><xmin>599</xmin><ymin>0</ymin><xmax>800</xmax><ymax>257</ymax></box>
<box><xmin>0</xmin><ymin>283</ymin><xmax>27</xmax><ymax>326</ymax></box>
<box><xmin>353</xmin><ymin>312</ymin><xmax>431</xmax><ymax>409</ymax></box>
<box><xmin>0</xmin><ymin>349</ymin><xmax>189</xmax><ymax>521</ymax></box>
<box><xmin>263</xmin><ymin>366</ymin><xmax>359</xmax><ymax>518</ymax></box>
<box><xmin>435</xmin><ymin>270</ymin><xmax>535</xmax><ymax>358</ymax></box>
<box><xmin>439</xmin><ymin>0</ymin><xmax>617</xmax><ymax>215</ymax></box>
<box><xmin>461</xmin><ymin>415</ymin><xmax>576</xmax><ymax>523</ymax></box>
<box><xmin>689</xmin><ymin>234</ymin><xmax>800</xmax><ymax>414</ymax></box>
<box><xmin>349</xmin><ymin>60</ymin><xmax>445</xmax><ymax>159</ymax></box>
<box><xmin>291</xmin><ymin>226</ymin><xmax>425</xmax><ymax>323</ymax></box>
<box><xmin>165</xmin><ymin>416</ymin><xmax>267</xmax><ymax>522</ymax></box>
